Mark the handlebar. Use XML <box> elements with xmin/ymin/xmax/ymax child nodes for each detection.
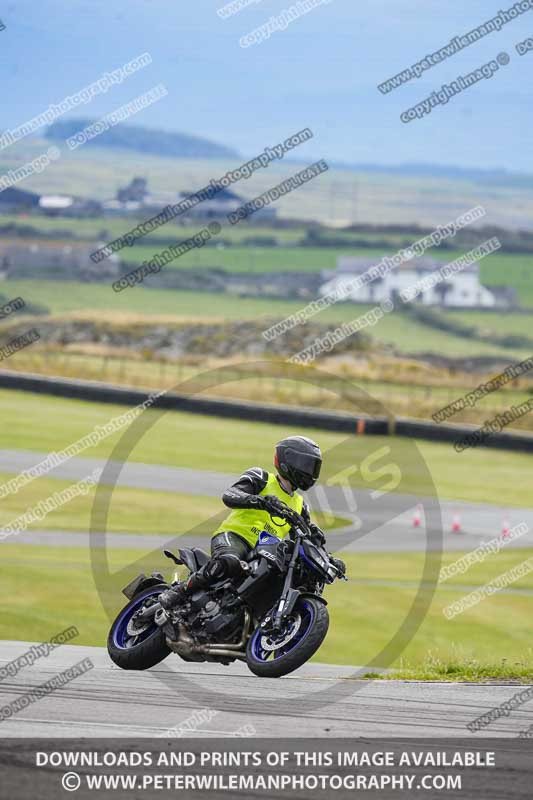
<box><xmin>267</xmin><ymin>504</ymin><xmax>317</xmax><ymax>540</ymax></box>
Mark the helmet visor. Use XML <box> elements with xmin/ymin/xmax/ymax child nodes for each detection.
<box><xmin>287</xmin><ymin>448</ymin><xmax>322</xmax><ymax>481</ymax></box>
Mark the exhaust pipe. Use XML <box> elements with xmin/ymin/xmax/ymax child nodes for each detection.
<box><xmin>167</xmin><ymin>610</ymin><xmax>252</xmax><ymax>661</ymax></box>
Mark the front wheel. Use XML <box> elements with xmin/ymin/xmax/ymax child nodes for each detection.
<box><xmin>107</xmin><ymin>586</ymin><xmax>171</xmax><ymax>670</ymax></box>
<box><xmin>246</xmin><ymin>597</ymin><xmax>329</xmax><ymax>678</ymax></box>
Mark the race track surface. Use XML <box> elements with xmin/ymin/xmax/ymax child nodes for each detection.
<box><xmin>1</xmin><ymin>643</ymin><xmax>532</xmax><ymax>738</ymax></box>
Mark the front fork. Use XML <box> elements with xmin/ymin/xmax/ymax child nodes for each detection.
<box><xmin>271</xmin><ymin>531</ymin><xmax>303</xmax><ymax>631</ymax></box>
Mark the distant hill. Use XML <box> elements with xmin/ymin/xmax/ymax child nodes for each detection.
<box><xmin>45</xmin><ymin>120</ymin><xmax>240</xmax><ymax>161</ymax></box>
<box><xmin>325</xmin><ymin>161</ymin><xmax>533</xmax><ymax>189</ymax></box>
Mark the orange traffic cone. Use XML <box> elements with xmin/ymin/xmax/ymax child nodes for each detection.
<box><xmin>451</xmin><ymin>513</ymin><xmax>462</xmax><ymax>533</ymax></box>
<box><xmin>501</xmin><ymin>520</ymin><xmax>510</xmax><ymax>538</ymax></box>
<box><xmin>412</xmin><ymin>504</ymin><xmax>422</xmax><ymax>528</ymax></box>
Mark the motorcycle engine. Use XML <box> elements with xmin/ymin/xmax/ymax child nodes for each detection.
<box><xmin>188</xmin><ymin>591</ymin><xmax>241</xmax><ymax>643</ymax></box>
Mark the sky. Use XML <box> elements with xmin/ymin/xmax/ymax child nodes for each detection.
<box><xmin>2</xmin><ymin>0</ymin><xmax>532</xmax><ymax>171</ymax></box>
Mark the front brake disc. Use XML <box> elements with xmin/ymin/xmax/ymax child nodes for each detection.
<box><xmin>260</xmin><ymin>613</ymin><xmax>302</xmax><ymax>651</ymax></box>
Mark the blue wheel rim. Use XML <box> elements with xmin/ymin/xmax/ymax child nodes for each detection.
<box><xmin>250</xmin><ymin>600</ymin><xmax>315</xmax><ymax>662</ymax></box>
<box><xmin>113</xmin><ymin>589</ymin><xmax>161</xmax><ymax>650</ymax></box>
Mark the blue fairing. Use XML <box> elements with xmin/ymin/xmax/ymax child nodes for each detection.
<box><xmin>298</xmin><ymin>543</ymin><xmax>323</xmax><ymax>575</ymax></box>
<box><xmin>258</xmin><ymin>531</ymin><xmax>281</xmax><ymax>545</ymax></box>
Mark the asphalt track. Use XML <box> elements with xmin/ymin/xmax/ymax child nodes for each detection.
<box><xmin>3</xmin><ymin>449</ymin><xmax>533</xmax><ymax>554</ymax></box>
<box><xmin>1</xmin><ymin>642</ymin><xmax>533</xmax><ymax>738</ymax></box>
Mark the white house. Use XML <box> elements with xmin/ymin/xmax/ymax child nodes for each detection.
<box><xmin>320</xmin><ymin>255</ymin><xmax>499</xmax><ymax>308</ymax></box>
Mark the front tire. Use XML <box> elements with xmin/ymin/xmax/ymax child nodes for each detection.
<box><xmin>246</xmin><ymin>597</ymin><xmax>329</xmax><ymax>678</ymax></box>
<box><xmin>107</xmin><ymin>586</ymin><xmax>171</xmax><ymax>670</ymax></box>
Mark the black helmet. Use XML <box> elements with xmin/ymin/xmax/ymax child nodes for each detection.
<box><xmin>274</xmin><ymin>435</ymin><xmax>322</xmax><ymax>491</ymax></box>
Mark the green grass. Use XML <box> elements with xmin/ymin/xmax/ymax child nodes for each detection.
<box><xmin>1</xmin><ymin>388</ymin><xmax>533</xmax><ymax>508</ymax></box>
<box><xmin>344</xmin><ymin>549</ymin><xmax>533</xmax><ymax>591</ymax></box>
<box><xmin>0</xmin><ymin>544</ymin><xmax>124</xmax><ymax>647</ymax></box>
<box><xmin>0</xmin><ymin>387</ymin><xmax>345</xmax><ymax>473</ymax></box>
<box><xmin>481</xmin><ymin>255</ymin><xmax>533</xmax><ymax>307</ymax></box>
<box><xmin>121</xmin><ymin>244</ymin><xmax>385</xmax><ymax>272</ymax></box>
<box><xmin>2</xmin><ymin>544</ymin><xmax>533</xmax><ymax>676</ymax></box>
<box><xmin>364</xmin><ymin>656</ymin><xmax>533</xmax><ymax>682</ymax></box>
<box><xmin>0</xmin><ymin>214</ymin><xmax>305</xmax><ymax>245</ymax></box>
<box><xmin>357</xmin><ymin>307</ymin><xmax>528</xmax><ymax>358</ymax></box>
<box><xmin>5</xmin><ymin>279</ymin><xmax>338</xmax><ymax>319</ymax></box>
<box><xmin>451</xmin><ymin>309</ymin><xmax>533</xmax><ymax>339</ymax></box>
<box><xmin>0</xmin><ymin>471</ymin><xmax>222</xmax><ymax>535</ymax></box>
<box><xmin>118</xmin><ymin>243</ymin><xmax>523</xmax><ymax>286</ymax></box>
<box><xmin>326</xmin><ymin>549</ymin><xmax>533</xmax><ymax>674</ymax></box>
<box><xmin>4</xmin><ymin>207</ymin><xmax>533</xmax><ymax>308</ymax></box>
<box><xmin>337</xmin><ymin>549</ymin><xmax>533</xmax><ymax>679</ymax></box>
<box><xmin>4</xmin><ymin>279</ymin><xmax>530</xmax><ymax>360</ymax></box>
<box><xmin>326</xmin><ymin>584</ymin><xmax>533</xmax><ymax>673</ymax></box>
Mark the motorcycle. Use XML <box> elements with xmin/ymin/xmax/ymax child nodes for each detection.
<box><xmin>107</xmin><ymin>504</ymin><xmax>347</xmax><ymax>678</ymax></box>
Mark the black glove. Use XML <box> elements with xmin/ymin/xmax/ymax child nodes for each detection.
<box><xmin>274</xmin><ymin>540</ymin><xmax>291</xmax><ymax>570</ymax></box>
<box><xmin>243</xmin><ymin>493</ymin><xmax>264</xmax><ymax>508</ymax></box>
<box><xmin>309</xmin><ymin>523</ymin><xmax>326</xmax><ymax>545</ymax></box>
<box><xmin>330</xmin><ymin>556</ymin><xmax>346</xmax><ymax>576</ymax></box>
<box><xmin>261</xmin><ymin>494</ymin><xmax>289</xmax><ymax>518</ymax></box>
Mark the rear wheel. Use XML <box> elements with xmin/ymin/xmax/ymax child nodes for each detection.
<box><xmin>107</xmin><ymin>586</ymin><xmax>171</xmax><ymax>670</ymax></box>
<box><xmin>246</xmin><ymin>597</ymin><xmax>329</xmax><ymax>678</ymax></box>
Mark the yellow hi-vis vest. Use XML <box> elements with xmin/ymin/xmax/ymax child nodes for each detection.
<box><xmin>212</xmin><ymin>471</ymin><xmax>304</xmax><ymax>548</ymax></box>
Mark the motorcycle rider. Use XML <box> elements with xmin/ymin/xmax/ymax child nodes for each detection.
<box><xmin>159</xmin><ymin>435</ymin><xmax>346</xmax><ymax>609</ymax></box>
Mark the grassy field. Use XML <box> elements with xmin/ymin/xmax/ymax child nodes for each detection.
<box><xmin>0</xmin><ymin>471</ymin><xmax>221</xmax><ymax>536</ymax></box>
<box><xmin>5</xmin><ymin>227</ymin><xmax>521</xmax><ymax>276</ymax></box>
<box><xmin>481</xmin><ymin>256</ymin><xmax>533</xmax><ymax>308</ymax></box>
<box><xmin>0</xmin><ymin>213</ymin><xmax>418</xmax><ymax>246</ymax></box>
<box><xmin>452</xmin><ymin>309</ymin><xmax>533</xmax><ymax>338</ymax></box>
<box><xmin>0</xmin><ymin>214</ymin><xmax>307</xmax><ymax>245</ymax></box>
<box><xmin>7</xmin><ymin>137</ymin><xmax>533</xmax><ymax>229</ymax></box>
<box><xmin>122</xmin><ymin>243</ymin><xmax>386</xmax><ymax>272</ymax></box>
<box><xmin>2</xmin><ymin>543</ymin><xmax>533</xmax><ymax>676</ymax></box>
<box><xmin>5</xmin><ymin>279</ymin><xmax>333</xmax><ymax>318</ymax></box>
<box><xmin>330</xmin><ymin>548</ymin><xmax>533</xmax><ymax>674</ymax></box>
<box><xmin>5</xmin><ymin>347</ymin><xmax>533</xmax><ymax>435</ymax></box>
<box><xmin>1</xmin><ymin>388</ymin><xmax>532</xmax><ymax>508</ymax></box>
<box><xmin>119</xmin><ymin>242</ymin><xmax>524</xmax><ymax>281</ymax></box>
<box><xmin>4</xmin><ymin>279</ymin><xmax>531</xmax><ymax>360</ymax></box>
<box><xmin>4</xmin><ymin>209</ymin><xmax>533</xmax><ymax>305</ymax></box>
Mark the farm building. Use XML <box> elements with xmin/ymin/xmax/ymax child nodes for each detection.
<box><xmin>320</xmin><ymin>255</ymin><xmax>512</xmax><ymax>309</ymax></box>
<box><xmin>0</xmin><ymin>241</ymin><xmax>120</xmax><ymax>280</ymax></box>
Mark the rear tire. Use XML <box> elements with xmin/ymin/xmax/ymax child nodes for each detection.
<box><xmin>246</xmin><ymin>597</ymin><xmax>329</xmax><ymax>678</ymax></box>
<box><xmin>107</xmin><ymin>586</ymin><xmax>171</xmax><ymax>670</ymax></box>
